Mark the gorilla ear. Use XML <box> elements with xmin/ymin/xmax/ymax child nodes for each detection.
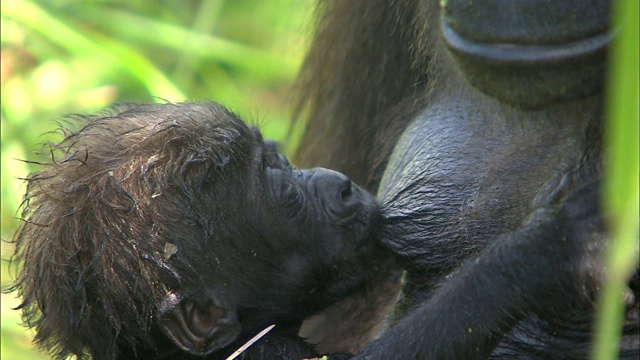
<box><xmin>159</xmin><ymin>291</ymin><xmax>241</xmax><ymax>355</ymax></box>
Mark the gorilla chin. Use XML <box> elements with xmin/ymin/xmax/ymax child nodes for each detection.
<box><xmin>441</xmin><ymin>0</ymin><xmax>611</xmax><ymax>108</ymax></box>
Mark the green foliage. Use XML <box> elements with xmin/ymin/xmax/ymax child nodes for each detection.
<box><xmin>1</xmin><ymin>0</ymin><xmax>311</xmax><ymax>358</ymax></box>
<box><xmin>592</xmin><ymin>0</ymin><xmax>640</xmax><ymax>359</ymax></box>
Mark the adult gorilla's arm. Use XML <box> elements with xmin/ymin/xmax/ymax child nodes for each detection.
<box><xmin>357</xmin><ymin>179</ymin><xmax>603</xmax><ymax>359</ymax></box>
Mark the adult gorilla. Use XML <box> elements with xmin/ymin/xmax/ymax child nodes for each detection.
<box><xmin>294</xmin><ymin>0</ymin><xmax>639</xmax><ymax>359</ymax></box>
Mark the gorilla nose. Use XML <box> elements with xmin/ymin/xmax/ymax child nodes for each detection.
<box><xmin>309</xmin><ymin>168</ymin><xmax>360</xmax><ymax>217</ymax></box>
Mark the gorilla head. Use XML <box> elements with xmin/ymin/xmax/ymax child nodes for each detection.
<box><xmin>8</xmin><ymin>102</ymin><xmax>383</xmax><ymax>359</ymax></box>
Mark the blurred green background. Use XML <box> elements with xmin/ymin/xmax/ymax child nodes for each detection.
<box><xmin>1</xmin><ymin>0</ymin><xmax>312</xmax><ymax>358</ymax></box>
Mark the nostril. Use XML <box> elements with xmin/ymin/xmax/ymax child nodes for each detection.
<box><xmin>308</xmin><ymin>168</ymin><xmax>362</xmax><ymax>217</ymax></box>
<box><xmin>338</xmin><ymin>179</ymin><xmax>361</xmax><ymax>218</ymax></box>
<box><xmin>341</xmin><ymin>181</ymin><xmax>353</xmax><ymax>202</ymax></box>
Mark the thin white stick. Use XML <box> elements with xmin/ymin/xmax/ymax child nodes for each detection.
<box><xmin>225</xmin><ymin>324</ymin><xmax>276</xmax><ymax>360</ymax></box>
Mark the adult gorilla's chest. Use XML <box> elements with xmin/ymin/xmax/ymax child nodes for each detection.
<box><xmin>377</xmin><ymin>96</ymin><xmax>583</xmax><ymax>293</ymax></box>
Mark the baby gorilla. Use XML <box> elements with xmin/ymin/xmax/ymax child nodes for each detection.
<box><xmin>8</xmin><ymin>102</ymin><xmax>383</xmax><ymax>359</ymax></box>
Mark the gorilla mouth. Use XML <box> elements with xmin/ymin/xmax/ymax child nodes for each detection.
<box><xmin>441</xmin><ymin>19</ymin><xmax>612</xmax><ymax>65</ymax></box>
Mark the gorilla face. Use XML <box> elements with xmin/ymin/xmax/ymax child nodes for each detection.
<box><xmin>156</xmin><ymin>110</ymin><xmax>383</xmax><ymax>356</ymax></box>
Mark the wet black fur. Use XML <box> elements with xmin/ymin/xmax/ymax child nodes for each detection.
<box><xmin>8</xmin><ymin>103</ymin><xmax>260</xmax><ymax>359</ymax></box>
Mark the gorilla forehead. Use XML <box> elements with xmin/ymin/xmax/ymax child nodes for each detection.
<box><xmin>64</xmin><ymin>102</ymin><xmax>264</xmax><ymax>198</ymax></box>
<box><xmin>101</xmin><ymin>102</ymin><xmax>258</xmax><ymax>168</ymax></box>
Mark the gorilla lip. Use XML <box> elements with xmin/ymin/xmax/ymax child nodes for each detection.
<box><xmin>441</xmin><ymin>19</ymin><xmax>612</xmax><ymax>65</ymax></box>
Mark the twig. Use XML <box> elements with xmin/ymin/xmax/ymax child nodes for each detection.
<box><xmin>226</xmin><ymin>324</ymin><xmax>276</xmax><ymax>360</ymax></box>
